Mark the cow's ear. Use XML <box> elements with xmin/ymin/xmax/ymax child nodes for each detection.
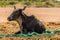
<box><xmin>14</xmin><ymin>6</ymin><xmax>16</xmax><ymax>9</ymax></box>
<box><xmin>22</xmin><ymin>5</ymin><xmax>27</xmax><ymax>11</ymax></box>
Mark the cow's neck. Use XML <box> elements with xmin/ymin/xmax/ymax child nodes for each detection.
<box><xmin>20</xmin><ymin>12</ymin><xmax>28</xmax><ymax>21</ymax></box>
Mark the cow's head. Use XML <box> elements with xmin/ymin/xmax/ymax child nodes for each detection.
<box><xmin>7</xmin><ymin>5</ymin><xmax>27</xmax><ymax>21</ymax></box>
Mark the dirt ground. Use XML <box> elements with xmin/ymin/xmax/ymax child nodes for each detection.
<box><xmin>1</xmin><ymin>7</ymin><xmax>60</xmax><ymax>22</ymax></box>
<box><xmin>0</xmin><ymin>7</ymin><xmax>60</xmax><ymax>40</ymax></box>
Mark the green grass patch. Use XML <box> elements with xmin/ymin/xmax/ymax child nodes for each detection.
<box><xmin>0</xmin><ymin>1</ymin><xmax>18</xmax><ymax>7</ymax></box>
<box><xmin>33</xmin><ymin>2</ymin><xmax>46</xmax><ymax>7</ymax></box>
<box><xmin>0</xmin><ymin>1</ymin><xmax>60</xmax><ymax>7</ymax></box>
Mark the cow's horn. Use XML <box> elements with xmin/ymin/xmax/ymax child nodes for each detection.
<box><xmin>23</xmin><ymin>5</ymin><xmax>27</xmax><ymax>10</ymax></box>
<box><xmin>14</xmin><ymin>6</ymin><xmax>16</xmax><ymax>9</ymax></box>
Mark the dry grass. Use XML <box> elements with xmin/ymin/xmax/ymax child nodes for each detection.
<box><xmin>0</xmin><ymin>21</ymin><xmax>20</xmax><ymax>34</ymax></box>
<box><xmin>0</xmin><ymin>34</ymin><xmax>59</xmax><ymax>40</ymax></box>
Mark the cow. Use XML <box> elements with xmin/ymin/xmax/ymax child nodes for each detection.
<box><xmin>7</xmin><ymin>6</ymin><xmax>46</xmax><ymax>34</ymax></box>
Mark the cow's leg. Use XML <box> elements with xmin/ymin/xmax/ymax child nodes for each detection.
<box><xmin>27</xmin><ymin>20</ymin><xmax>36</xmax><ymax>33</ymax></box>
<box><xmin>16</xmin><ymin>16</ymin><xmax>23</xmax><ymax>34</ymax></box>
<box><xmin>23</xmin><ymin>28</ymin><xmax>28</xmax><ymax>34</ymax></box>
<box><xmin>15</xmin><ymin>31</ymin><xmax>21</xmax><ymax>34</ymax></box>
<box><xmin>15</xmin><ymin>26</ymin><xmax>23</xmax><ymax>34</ymax></box>
<box><xmin>28</xmin><ymin>29</ymin><xmax>34</xmax><ymax>33</ymax></box>
<box><xmin>35</xmin><ymin>23</ymin><xmax>46</xmax><ymax>34</ymax></box>
<box><xmin>20</xmin><ymin>26</ymin><xmax>23</xmax><ymax>34</ymax></box>
<box><xmin>27</xmin><ymin>26</ymin><xmax>35</xmax><ymax>33</ymax></box>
